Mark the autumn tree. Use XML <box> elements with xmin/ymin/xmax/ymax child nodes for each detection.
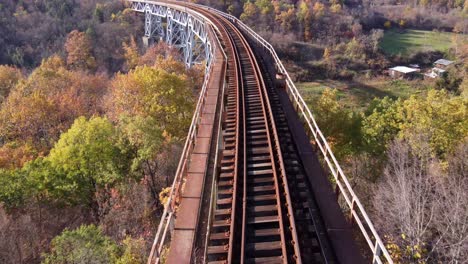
<box><xmin>398</xmin><ymin>90</ymin><xmax>467</xmax><ymax>158</ymax></box>
<box><xmin>123</xmin><ymin>37</ymin><xmax>140</xmax><ymax>71</ymax></box>
<box><xmin>0</xmin><ymin>55</ymin><xmax>107</xmax><ymax>165</ymax></box>
<box><xmin>65</xmin><ymin>30</ymin><xmax>96</xmax><ymax>71</ymax></box>
<box><xmin>373</xmin><ymin>140</ymin><xmax>437</xmax><ymax>263</ymax></box>
<box><xmin>0</xmin><ymin>65</ymin><xmax>22</xmax><ymax>104</ymax></box>
<box><xmin>312</xmin><ymin>2</ymin><xmax>326</xmax><ymax>18</ymax></box>
<box><xmin>276</xmin><ymin>7</ymin><xmax>297</xmax><ymax>32</ymax></box>
<box><xmin>240</xmin><ymin>1</ymin><xmax>259</xmax><ymax>24</ymax></box>
<box><xmin>116</xmin><ymin>237</ymin><xmax>146</xmax><ymax>264</ymax></box>
<box><xmin>107</xmin><ymin>60</ymin><xmax>195</xmax><ymax>203</ymax></box>
<box><xmin>107</xmin><ymin>63</ymin><xmax>195</xmax><ymax>138</ymax></box>
<box><xmin>297</xmin><ymin>1</ymin><xmax>313</xmax><ymax>40</ymax></box>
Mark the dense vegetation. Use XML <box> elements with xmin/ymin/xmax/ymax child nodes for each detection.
<box><xmin>0</xmin><ymin>1</ymin><xmax>201</xmax><ymax>262</ymax></box>
<box><xmin>0</xmin><ymin>0</ymin><xmax>466</xmax><ymax>263</ymax></box>
<box><xmin>192</xmin><ymin>1</ymin><xmax>468</xmax><ymax>263</ymax></box>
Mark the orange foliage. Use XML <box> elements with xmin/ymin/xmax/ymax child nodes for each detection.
<box><xmin>0</xmin><ymin>142</ymin><xmax>38</xmax><ymax>169</ymax></box>
<box><xmin>0</xmin><ymin>55</ymin><xmax>108</xmax><ymax>160</ymax></box>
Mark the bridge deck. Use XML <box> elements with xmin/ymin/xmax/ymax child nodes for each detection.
<box><xmin>166</xmin><ymin>32</ymin><xmax>225</xmax><ymax>263</ymax></box>
<box><xmin>275</xmin><ymin>82</ymin><xmax>365</xmax><ymax>263</ymax></box>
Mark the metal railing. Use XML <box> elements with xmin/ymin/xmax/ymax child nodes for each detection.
<box><xmin>202</xmin><ymin>7</ymin><xmax>394</xmax><ymax>264</ymax></box>
<box><xmin>133</xmin><ymin>1</ymin><xmax>393</xmax><ymax>263</ymax></box>
<box><xmin>145</xmin><ymin>23</ymin><xmax>226</xmax><ymax>264</ymax></box>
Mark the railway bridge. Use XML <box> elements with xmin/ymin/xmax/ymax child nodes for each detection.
<box><xmin>129</xmin><ymin>1</ymin><xmax>393</xmax><ymax>263</ymax></box>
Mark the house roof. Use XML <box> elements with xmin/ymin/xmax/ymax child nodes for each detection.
<box><xmin>434</xmin><ymin>59</ymin><xmax>454</xmax><ymax>66</ymax></box>
<box><xmin>390</xmin><ymin>66</ymin><xmax>419</xmax><ymax>74</ymax></box>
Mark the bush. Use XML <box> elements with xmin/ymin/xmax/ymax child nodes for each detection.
<box><xmin>42</xmin><ymin>225</ymin><xmax>120</xmax><ymax>264</ymax></box>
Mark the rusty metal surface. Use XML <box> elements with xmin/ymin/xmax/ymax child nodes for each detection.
<box><xmin>182</xmin><ymin>173</ymin><xmax>204</xmax><ymax>198</ymax></box>
<box><xmin>187</xmin><ymin>154</ymin><xmax>208</xmax><ymax>174</ymax></box>
<box><xmin>166</xmin><ymin>230</ymin><xmax>195</xmax><ymax>264</ymax></box>
<box><xmin>193</xmin><ymin>138</ymin><xmax>211</xmax><ymax>154</ymax></box>
<box><xmin>197</xmin><ymin>124</ymin><xmax>214</xmax><ymax>138</ymax></box>
<box><xmin>175</xmin><ymin>198</ymin><xmax>201</xmax><ymax>229</ymax></box>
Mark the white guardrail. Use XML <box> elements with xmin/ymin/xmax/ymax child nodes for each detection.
<box><xmin>205</xmin><ymin>7</ymin><xmax>394</xmax><ymax>264</ymax></box>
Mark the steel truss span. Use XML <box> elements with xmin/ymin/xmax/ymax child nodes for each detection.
<box><xmin>128</xmin><ymin>1</ymin><xmax>393</xmax><ymax>264</ymax></box>
<box><xmin>130</xmin><ymin>0</ymin><xmax>213</xmax><ymax>68</ymax></box>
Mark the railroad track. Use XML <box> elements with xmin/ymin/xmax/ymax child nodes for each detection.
<box><xmin>183</xmin><ymin>4</ymin><xmax>335</xmax><ymax>263</ymax></box>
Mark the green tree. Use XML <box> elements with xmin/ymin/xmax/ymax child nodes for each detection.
<box><xmin>398</xmin><ymin>90</ymin><xmax>467</xmax><ymax>158</ymax></box>
<box><xmin>255</xmin><ymin>0</ymin><xmax>274</xmax><ymax>15</ymax></box>
<box><xmin>362</xmin><ymin>97</ymin><xmax>401</xmax><ymax>155</ymax></box>
<box><xmin>42</xmin><ymin>225</ymin><xmax>120</xmax><ymax>264</ymax></box>
<box><xmin>46</xmin><ymin>116</ymin><xmax>129</xmax><ymax>207</ymax></box>
<box><xmin>435</xmin><ymin>66</ymin><xmax>463</xmax><ymax>94</ymax></box>
<box><xmin>363</xmin><ymin>90</ymin><xmax>468</xmax><ymax>159</ymax></box>
<box><xmin>0</xmin><ymin>157</ymin><xmax>59</xmax><ymax>209</ymax></box>
<box><xmin>0</xmin><ymin>169</ymin><xmax>30</xmax><ymax>210</ymax></box>
<box><xmin>311</xmin><ymin>89</ymin><xmax>362</xmax><ymax>159</ymax></box>
<box><xmin>116</xmin><ymin>237</ymin><xmax>146</xmax><ymax>264</ymax></box>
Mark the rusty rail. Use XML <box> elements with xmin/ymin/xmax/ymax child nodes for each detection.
<box><xmin>205</xmin><ymin>7</ymin><xmax>394</xmax><ymax>264</ymax></box>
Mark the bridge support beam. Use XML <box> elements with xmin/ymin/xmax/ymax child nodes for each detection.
<box><xmin>134</xmin><ymin>2</ymin><xmax>212</xmax><ymax>69</ymax></box>
<box><xmin>145</xmin><ymin>10</ymin><xmax>165</xmax><ymax>46</ymax></box>
<box><xmin>166</xmin><ymin>16</ymin><xmax>187</xmax><ymax>57</ymax></box>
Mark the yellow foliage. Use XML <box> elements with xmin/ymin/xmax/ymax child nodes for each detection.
<box><xmin>313</xmin><ymin>2</ymin><xmax>326</xmax><ymax>17</ymax></box>
<box><xmin>159</xmin><ymin>187</ymin><xmax>171</xmax><ymax>207</ymax></box>
<box><xmin>330</xmin><ymin>4</ymin><xmax>342</xmax><ymax>13</ymax></box>
<box><xmin>384</xmin><ymin>21</ymin><xmax>392</xmax><ymax>29</ymax></box>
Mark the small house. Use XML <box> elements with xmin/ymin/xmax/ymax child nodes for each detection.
<box><xmin>434</xmin><ymin>59</ymin><xmax>454</xmax><ymax>69</ymax></box>
<box><xmin>425</xmin><ymin>67</ymin><xmax>446</xmax><ymax>79</ymax></box>
<box><xmin>389</xmin><ymin>66</ymin><xmax>420</xmax><ymax>79</ymax></box>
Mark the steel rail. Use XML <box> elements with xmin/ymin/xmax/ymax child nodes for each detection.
<box><xmin>199</xmin><ymin>6</ymin><xmax>394</xmax><ymax>264</ymax></box>
<box><xmin>237</xmin><ymin>21</ymin><xmax>304</xmax><ymax>264</ymax></box>
<box><xmin>226</xmin><ymin>20</ymin><xmax>303</xmax><ymax>263</ymax></box>
<box><xmin>196</xmin><ymin>9</ymin><xmax>303</xmax><ymax>262</ymax></box>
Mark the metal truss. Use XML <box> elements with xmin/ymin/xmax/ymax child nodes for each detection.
<box><xmin>130</xmin><ymin>0</ymin><xmax>212</xmax><ymax>68</ymax></box>
<box><xmin>145</xmin><ymin>10</ymin><xmax>164</xmax><ymax>41</ymax></box>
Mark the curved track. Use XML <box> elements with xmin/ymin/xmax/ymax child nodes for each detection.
<box><xmin>183</xmin><ymin>6</ymin><xmax>335</xmax><ymax>264</ymax></box>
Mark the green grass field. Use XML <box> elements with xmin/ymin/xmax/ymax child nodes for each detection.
<box><xmin>297</xmin><ymin>78</ymin><xmax>429</xmax><ymax>110</ymax></box>
<box><xmin>380</xmin><ymin>29</ymin><xmax>462</xmax><ymax>56</ymax></box>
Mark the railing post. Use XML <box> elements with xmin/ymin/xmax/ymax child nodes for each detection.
<box><xmin>349</xmin><ymin>198</ymin><xmax>355</xmax><ymax>224</ymax></box>
<box><xmin>335</xmin><ymin>181</ymin><xmax>340</xmax><ymax>200</ymax></box>
<box><xmin>372</xmin><ymin>240</ymin><xmax>382</xmax><ymax>264</ymax></box>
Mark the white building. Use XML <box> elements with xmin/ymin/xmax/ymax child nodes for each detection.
<box><xmin>389</xmin><ymin>66</ymin><xmax>420</xmax><ymax>79</ymax></box>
